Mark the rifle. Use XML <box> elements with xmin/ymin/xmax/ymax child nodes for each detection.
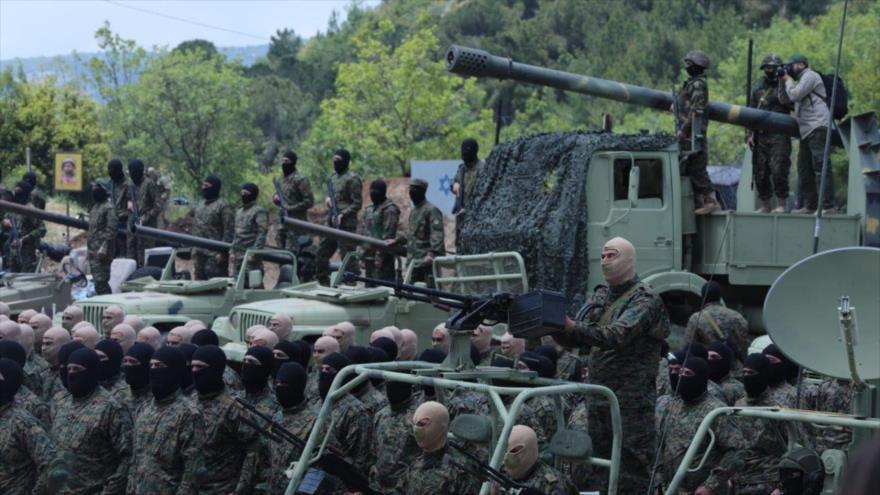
<box><xmin>326</xmin><ymin>178</ymin><xmax>340</xmax><ymax>229</ymax></box>
<box><xmin>127</xmin><ymin>182</ymin><xmax>140</xmax><ymax>229</ymax></box>
<box><xmin>234</xmin><ymin>397</ymin><xmax>382</xmax><ymax>495</ymax></box>
<box><xmin>452</xmin><ymin>167</ymin><xmax>464</xmax><ymax>216</ymax></box>
<box><xmin>448</xmin><ymin>441</ymin><xmax>547</xmax><ymax>495</ymax></box>
<box><xmin>4</xmin><ymin>214</ymin><xmax>20</xmax><ymax>259</ymax></box>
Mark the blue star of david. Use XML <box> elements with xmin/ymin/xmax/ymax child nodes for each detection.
<box><xmin>439</xmin><ymin>174</ymin><xmax>453</xmax><ymax>196</ymax></box>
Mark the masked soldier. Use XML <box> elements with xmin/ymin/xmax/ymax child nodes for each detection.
<box><xmin>749</xmin><ymin>54</ymin><xmax>793</xmax><ymax>213</ymax></box>
<box><xmin>319</xmin><ymin>352</ymin><xmax>372</xmax><ymax>473</ymax></box>
<box><xmin>388</xmin><ymin>178</ymin><xmax>445</xmax><ymax>287</ymax></box>
<box><xmin>230</xmin><ymin>183</ymin><xmax>269</xmax><ymax>276</ymax></box>
<box><xmin>772</xmin><ymin>448</ymin><xmax>825</xmax><ymax>495</ymax></box>
<box><xmin>495</xmin><ymin>425</ymin><xmax>578</xmax><ymax>495</ymax></box>
<box><xmin>359</xmin><ymin>178</ymin><xmax>400</xmax><ymax>283</ymax></box>
<box><xmin>126</xmin><ymin>159</ymin><xmax>163</xmax><ymax>266</ymax></box>
<box><xmin>687</xmin><ymin>281</ymin><xmax>750</xmax><ymax>364</ymax></box>
<box><xmin>675</xmin><ymin>50</ymin><xmax>719</xmax><ymax>214</ymax></box>
<box><xmin>0</xmin><ymin>340</ymin><xmax>51</xmax><ymax>431</ymax></box>
<box><xmin>242</xmin><ymin>345</ymin><xmax>280</xmax><ymax>418</ymax></box>
<box><xmin>452</xmin><ymin>138</ymin><xmax>482</xmax><ymax>248</ymax></box>
<box><xmin>120</xmin><ymin>342</ymin><xmax>154</xmax><ymax>417</ymax></box>
<box><xmin>370</xmin><ymin>380</ymin><xmax>421</xmax><ymax>493</ymax></box>
<box><xmin>192</xmin><ymin>175</ymin><xmax>235</xmax><ymax>279</ymax></box>
<box><xmin>274</xmin><ymin>151</ymin><xmax>314</xmax><ymax>253</ymax></box>
<box><xmin>39</xmin><ymin>326</ymin><xmax>70</xmax><ymax>401</ymax></box>
<box><xmin>707</xmin><ymin>341</ymin><xmax>745</xmax><ymax>406</ymax></box>
<box><xmin>3</xmin><ymin>181</ymin><xmax>46</xmax><ymax>272</ymax></box>
<box><xmin>107</xmin><ymin>159</ymin><xmax>130</xmax><ymax>255</ymax></box>
<box><xmin>316</xmin><ymin>148</ymin><xmax>362</xmax><ymax>285</ymax></box>
<box><xmin>22</xmin><ymin>171</ymin><xmax>46</xmax><ymax>210</ymax></box>
<box><xmin>88</xmin><ymin>180</ymin><xmax>118</xmax><ymax>295</ymax></box>
<box><xmin>307</xmin><ymin>335</ymin><xmax>339</xmax><ymax>404</ymax></box>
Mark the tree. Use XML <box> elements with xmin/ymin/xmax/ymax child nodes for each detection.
<box><xmin>174</xmin><ymin>39</ymin><xmax>218</xmax><ymax>60</ymax></box>
<box><xmin>248</xmin><ymin>75</ymin><xmax>316</xmax><ymax>172</ymax></box>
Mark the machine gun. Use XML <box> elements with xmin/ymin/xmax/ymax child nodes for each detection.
<box><xmin>448</xmin><ymin>441</ymin><xmax>547</xmax><ymax>495</ymax></box>
<box><xmin>234</xmin><ymin>397</ymin><xmax>381</xmax><ymax>495</ymax></box>
<box><xmin>326</xmin><ymin>178</ymin><xmax>340</xmax><ymax>229</ymax></box>
<box><xmin>273</xmin><ymin>178</ymin><xmax>290</xmax><ymax>229</ymax></box>
<box><xmin>3</xmin><ymin>214</ymin><xmax>20</xmax><ymax>259</ymax></box>
<box><xmin>127</xmin><ymin>182</ymin><xmax>140</xmax><ymax>230</ymax></box>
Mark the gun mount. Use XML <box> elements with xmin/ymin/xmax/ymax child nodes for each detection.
<box><xmin>445</xmin><ymin>44</ymin><xmax>800</xmax><ymax>137</ymax></box>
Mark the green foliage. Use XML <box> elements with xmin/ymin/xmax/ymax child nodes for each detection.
<box><xmin>174</xmin><ymin>39</ymin><xmax>219</xmax><ymax>60</ymax></box>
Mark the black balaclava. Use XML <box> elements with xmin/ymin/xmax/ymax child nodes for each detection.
<box><xmin>241</xmin><ymin>182</ymin><xmax>259</xmax><ymax>205</ymax></box>
<box><xmin>742</xmin><ymin>353</ymin><xmax>770</xmax><ymax>399</ymax></box>
<box><xmin>371</xmin><ymin>337</ymin><xmax>398</xmax><ymax>362</ymax></box>
<box><xmin>282</xmin><ymin>151</ymin><xmax>298</xmax><ymax>176</ymax></box>
<box><xmin>108</xmin><ymin>159</ymin><xmax>125</xmax><ymax>184</ymax></box>
<box><xmin>677</xmin><ymin>356</ymin><xmax>709</xmax><ymax>403</ymax></box>
<box><xmin>683</xmin><ymin>342</ymin><xmax>709</xmax><ymax>361</ymax></box>
<box><xmin>128</xmin><ymin>159</ymin><xmax>145</xmax><ymax>185</ymax></box>
<box><xmin>369</xmin><ymin>179</ymin><xmax>387</xmax><ymax>205</ymax></box>
<box><xmin>23</xmin><ymin>171</ymin><xmax>37</xmax><ymax>188</ymax></box>
<box><xmin>409</xmin><ymin>184</ymin><xmax>427</xmax><ymax>205</ymax></box>
<box><xmin>0</xmin><ymin>358</ymin><xmax>23</xmax><ymax>406</ymax></box>
<box><xmin>686</xmin><ymin>64</ymin><xmax>704</xmax><ymax>77</ymax></box>
<box><xmin>519</xmin><ymin>351</ymin><xmax>555</xmax><ymax>379</ymax></box>
<box><xmin>275</xmin><ymin>362</ymin><xmax>307</xmax><ymax>409</ymax></box>
<box><xmin>92</xmin><ymin>182</ymin><xmax>109</xmax><ymax>203</ymax></box>
<box><xmin>13</xmin><ymin>180</ymin><xmax>31</xmax><ymax>204</ymax></box>
<box><xmin>534</xmin><ymin>345</ymin><xmax>559</xmax><ymax>368</ymax></box>
<box><xmin>152</xmin><ymin>346</ymin><xmax>185</xmax><ymax>400</ymax></box>
<box><xmin>178</xmin><ymin>343</ymin><xmax>197</xmax><ymax>391</ymax></box>
<box><xmin>386</xmin><ymin>380</ymin><xmax>412</xmax><ymax>408</ymax></box>
<box><xmin>58</xmin><ymin>341</ymin><xmax>85</xmax><ymax>389</ymax></box>
<box><xmin>95</xmin><ymin>339</ymin><xmax>124</xmax><ymax>382</ymax></box>
<box><xmin>668</xmin><ymin>350</ymin><xmax>685</xmax><ymax>391</ymax></box>
<box><xmin>707</xmin><ymin>341</ymin><xmax>733</xmax><ymax>383</ymax></box>
<box><xmin>344</xmin><ymin>346</ymin><xmax>371</xmax><ymax>394</ymax></box>
<box><xmin>242</xmin><ymin>345</ymin><xmax>274</xmax><ymax>394</ymax></box>
<box><xmin>701</xmin><ymin>281</ymin><xmax>722</xmax><ymax>303</ymax></box>
<box><xmin>123</xmin><ymin>342</ymin><xmax>154</xmax><ymax>391</ymax></box>
<box><xmin>191</xmin><ymin>329</ymin><xmax>220</xmax><ymax>347</ymax></box>
<box><xmin>291</xmin><ymin>340</ymin><xmax>311</xmax><ymax>369</ymax></box>
<box><xmin>192</xmin><ymin>345</ymin><xmax>227</xmax><ymax>396</ymax></box>
<box><xmin>0</xmin><ymin>340</ymin><xmax>27</xmax><ymax>368</ymax></box>
<box><xmin>67</xmin><ymin>347</ymin><xmax>100</xmax><ymax>398</ymax></box>
<box><xmin>333</xmin><ymin>149</ymin><xmax>351</xmax><ymax>175</ymax></box>
<box><xmin>762</xmin><ymin>344</ymin><xmax>788</xmax><ymax>386</ymax></box>
<box><xmin>202</xmin><ymin>175</ymin><xmax>221</xmax><ymax>201</ymax></box>
<box><xmin>461</xmin><ymin>138</ymin><xmax>479</xmax><ymax>164</ymax></box>
<box><xmin>764</xmin><ymin>68</ymin><xmax>778</xmax><ymax>82</ymax></box>
<box><xmin>273</xmin><ymin>340</ymin><xmax>300</xmax><ymax>378</ymax></box>
<box><xmin>367</xmin><ymin>346</ymin><xmax>389</xmax><ymax>386</ymax></box>
<box><xmin>319</xmin><ymin>352</ymin><xmax>351</xmax><ymax>401</ymax></box>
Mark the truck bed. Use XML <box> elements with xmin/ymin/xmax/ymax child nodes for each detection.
<box><xmin>692</xmin><ymin>211</ymin><xmax>862</xmax><ymax>286</ymax></box>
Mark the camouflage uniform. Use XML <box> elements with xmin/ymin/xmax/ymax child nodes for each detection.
<box><xmin>804</xmin><ymin>377</ymin><xmax>853</xmax><ymax>453</ymax></box>
<box><xmin>686</xmin><ymin>303</ymin><xmax>750</xmax><ymax>363</ymax></box>
<box><xmin>359</xmin><ymin>198</ymin><xmax>400</xmax><ymax>282</ymax></box>
<box><xmin>126</xmin><ymin>176</ymin><xmax>164</xmax><ymax>265</ymax></box>
<box><xmin>509</xmin><ymin>461</ymin><xmax>578</xmax><ymax>495</ymax></box>
<box><xmin>452</xmin><ymin>159</ymin><xmax>483</xmax><ymax>248</ymax></box>
<box><xmin>109</xmin><ymin>178</ymin><xmax>130</xmax><ymax>256</ymax></box>
<box><xmin>305</xmin><ymin>371</ymin><xmax>320</xmax><ymax>405</ymax></box>
<box><xmin>88</xmin><ymin>199</ymin><xmax>118</xmax><ymax>295</ymax></box>
<box><xmin>731</xmin><ymin>390</ymin><xmax>789</xmax><ymax>494</ymax></box>
<box><xmin>677</xmin><ymin>73</ymin><xmax>712</xmax><ymax>194</ymax></box>
<box><xmin>193</xmin><ymin>390</ymin><xmax>259</xmax><ymax>493</ymax></box>
<box><xmin>115</xmin><ymin>385</ymin><xmax>152</xmax><ymax>419</ymax></box>
<box><xmin>655</xmin><ymin>392</ymin><xmax>748</xmax><ymax>492</ymax></box>
<box><xmin>316</xmin><ymin>171</ymin><xmax>362</xmax><ymax>285</ymax></box>
<box><xmin>559</xmin><ymin>400</ymin><xmax>592</xmax><ymax>489</ymax></box>
<box><xmin>127</xmin><ymin>392</ymin><xmax>203</xmax><ymax>494</ymax></box>
<box><xmin>261</xmin><ymin>401</ymin><xmax>327</xmax><ymax>494</ymax></box>
<box><xmin>192</xmin><ymin>197</ymin><xmax>235</xmax><ymax>280</ymax></box>
<box><xmin>0</xmin><ymin>402</ymin><xmax>60</xmax><ymax>495</ymax></box>
<box><xmin>29</xmin><ymin>186</ymin><xmax>47</xmax><ymax>210</ymax></box>
<box><xmin>556</xmin><ymin>350</ymin><xmax>584</xmax><ymax>382</ymax></box>
<box><xmin>750</xmin><ymin>77</ymin><xmax>793</xmax><ymax>203</ymax></box>
<box><xmin>329</xmin><ymin>393</ymin><xmax>373</xmax><ymax>474</ymax></box>
<box><xmin>231</xmin><ymin>201</ymin><xmax>269</xmax><ymax>275</ymax></box>
<box><xmin>224</xmin><ymin>367</ymin><xmax>244</xmax><ymax>394</ymax></box>
<box><xmin>103</xmin><ymin>375</ymin><xmax>130</xmax><ymax>405</ymax></box>
<box><xmin>369</xmin><ymin>398</ymin><xmax>421</xmax><ymax>493</ymax></box>
<box><xmin>245</xmin><ymin>386</ymin><xmax>280</xmax><ymax>418</ymax></box>
<box><xmin>715</xmin><ymin>375</ymin><xmax>745</xmax><ymax>407</ymax></box>
<box><xmin>401</xmin><ymin>444</ymin><xmax>481</xmax><ymax>495</ymax></box>
<box><xmin>528</xmin><ymin>395</ymin><xmax>560</xmax><ymax>442</ymax></box>
<box><xmin>275</xmin><ymin>172</ymin><xmax>314</xmax><ymax>252</ymax></box>
<box><xmin>40</xmin><ymin>366</ymin><xmax>63</xmax><ymax>403</ymax></box>
<box><xmin>446</xmin><ymin>389</ymin><xmax>491</xmax><ymax>420</ymax></box>
<box><xmin>23</xmin><ymin>352</ymin><xmax>49</xmax><ymax>397</ymax></box>
<box><xmin>353</xmin><ymin>383</ymin><xmax>387</xmax><ymax>417</ymax></box>
<box><xmin>51</xmin><ymin>386</ymin><xmax>133</xmax><ymax>494</ymax></box>
<box><xmin>556</xmin><ymin>277</ymin><xmax>670</xmax><ymax>494</ymax></box>
<box><xmin>18</xmin><ymin>385</ymin><xmax>51</xmax><ymax>431</ymax></box>
<box><xmin>398</xmin><ymin>199</ymin><xmax>445</xmax><ymax>286</ymax></box>
<box><xmin>767</xmin><ymin>382</ymin><xmax>796</xmax><ymax>408</ymax></box>
<box><xmin>4</xmin><ymin>203</ymin><xmax>47</xmax><ymax>272</ymax></box>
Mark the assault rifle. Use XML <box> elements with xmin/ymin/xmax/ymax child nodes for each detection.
<box><xmin>326</xmin><ymin>178</ymin><xmax>340</xmax><ymax>229</ymax></box>
<box><xmin>4</xmin><ymin>214</ymin><xmax>20</xmax><ymax>259</ymax></box>
<box><xmin>127</xmin><ymin>182</ymin><xmax>140</xmax><ymax>229</ymax></box>
<box><xmin>273</xmin><ymin>178</ymin><xmax>289</xmax><ymax>223</ymax></box>
<box><xmin>452</xmin><ymin>168</ymin><xmax>464</xmax><ymax>216</ymax></box>
<box><xmin>448</xmin><ymin>441</ymin><xmax>547</xmax><ymax>495</ymax></box>
<box><xmin>234</xmin><ymin>397</ymin><xmax>381</xmax><ymax>495</ymax></box>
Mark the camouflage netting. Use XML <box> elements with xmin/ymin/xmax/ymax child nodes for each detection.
<box><xmin>458</xmin><ymin>130</ymin><xmax>676</xmax><ymax>308</ymax></box>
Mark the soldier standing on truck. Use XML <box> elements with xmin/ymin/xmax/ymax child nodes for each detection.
<box><xmin>107</xmin><ymin>159</ymin><xmax>130</xmax><ymax>256</ymax></box>
<box><xmin>230</xmin><ymin>183</ymin><xmax>269</xmax><ymax>276</ymax></box>
<box><xmin>316</xmin><ymin>149</ymin><xmax>362</xmax><ymax>286</ymax></box>
<box><xmin>88</xmin><ymin>180</ymin><xmax>118</xmax><ymax>295</ymax></box>
<box><xmin>452</xmin><ymin>138</ymin><xmax>482</xmax><ymax>248</ymax></box>
<box><xmin>274</xmin><ymin>151</ymin><xmax>314</xmax><ymax>253</ymax></box>
<box><xmin>749</xmin><ymin>54</ymin><xmax>793</xmax><ymax>213</ymax></box>
<box><xmin>675</xmin><ymin>50</ymin><xmax>720</xmax><ymax>215</ymax></box>
<box><xmin>3</xmin><ymin>181</ymin><xmax>46</xmax><ymax>272</ymax></box>
<box><xmin>191</xmin><ymin>175</ymin><xmax>234</xmax><ymax>280</ymax></box>
<box><xmin>22</xmin><ymin>171</ymin><xmax>46</xmax><ymax>210</ymax></box>
<box><xmin>359</xmin><ymin>178</ymin><xmax>400</xmax><ymax>283</ymax></box>
<box><xmin>387</xmin><ymin>178</ymin><xmax>445</xmax><ymax>287</ymax></box>
<box><xmin>126</xmin><ymin>159</ymin><xmax>163</xmax><ymax>266</ymax></box>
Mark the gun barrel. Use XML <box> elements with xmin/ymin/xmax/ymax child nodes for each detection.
<box><xmin>282</xmin><ymin>217</ymin><xmax>405</xmax><ymax>255</ymax></box>
<box><xmin>446</xmin><ymin>44</ymin><xmax>799</xmax><ymax>137</ymax></box>
<box><xmin>130</xmin><ymin>224</ymin><xmax>230</xmax><ymax>254</ymax></box>
<box><xmin>0</xmin><ymin>200</ymin><xmax>91</xmax><ymax>230</ymax></box>
<box><xmin>343</xmin><ymin>271</ymin><xmax>471</xmax><ymax>304</ymax></box>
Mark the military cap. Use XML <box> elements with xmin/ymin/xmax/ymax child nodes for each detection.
<box><xmin>788</xmin><ymin>53</ymin><xmax>808</xmax><ymax>65</ymax></box>
<box><xmin>760</xmin><ymin>54</ymin><xmax>783</xmax><ymax>69</ymax></box>
<box><xmin>410</xmin><ymin>178</ymin><xmax>429</xmax><ymax>190</ymax></box>
<box><xmin>92</xmin><ymin>178</ymin><xmax>112</xmax><ymax>192</ymax></box>
<box><xmin>684</xmin><ymin>50</ymin><xmax>710</xmax><ymax>69</ymax></box>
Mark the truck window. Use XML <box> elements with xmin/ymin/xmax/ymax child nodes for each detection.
<box><xmin>613</xmin><ymin>158</ymin><xmax>664</xmax><ymax>205</ymax></box>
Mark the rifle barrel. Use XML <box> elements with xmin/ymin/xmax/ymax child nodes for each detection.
<box><xmin>343</xmin><ymin>272</ymin><xmax>473</xmax><ymax>303</ymax></box>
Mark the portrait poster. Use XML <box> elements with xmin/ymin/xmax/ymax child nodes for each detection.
<box><xmin>54</xmin><ymin>152</ymin><xmax>83</xmax><ymax>192</ymax></box>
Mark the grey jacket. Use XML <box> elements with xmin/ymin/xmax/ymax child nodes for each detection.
<box><xmin>778</xmin><ymin>68</ymin><xmax>829</xmax><ymax>139</ymax></box>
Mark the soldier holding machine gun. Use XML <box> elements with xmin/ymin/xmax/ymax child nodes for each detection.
<box><xmin>316</xmin><ymin>149</ymin><xmax>362</xmax><ymax>286</ymax></box>
<box><xmin>274</xmin><ymin>151</ymin><xmax>314</xmax><ymax>253</ymax></box>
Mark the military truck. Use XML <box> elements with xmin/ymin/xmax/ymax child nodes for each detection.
<box><xmin>445</xmin><ymin>45</ymin><xmax>879</xmax><ymax>331</ymax></box>
<box><xmin>0</xmin><ymin>244</ymin><xmax>78</xmax><ymax>319</ymax></box>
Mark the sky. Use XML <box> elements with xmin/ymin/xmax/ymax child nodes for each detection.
<box><xmin>0</xmin><ymin>0</ymin><xmax>381</xmax><ymax>60</ymax></box>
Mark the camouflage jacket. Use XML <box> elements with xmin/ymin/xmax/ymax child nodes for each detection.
<box><xmin>399</xmin><ymin>200</ymin><xmax>445</xmax><ymax>263</ymax></box>
<box><xmin>194</xmin><ymin>389</ymin><xmax>258</xmax><ymax>494</ymax></box>
<box><xmin>224</xmin><ymin>366</ymin><xmax>243</xmax><ymax>394</ymax></box>
<box><xmin>446</xmin><ymin>389</ymin><xmax>491</xmax><ymax>420</ymax></box>
<box><xmin>714</xmin><ymin>375</ymin><xmax>745</xmax><ymax>407</ymax></box>
<box><xmin>360</xmin><ymin>199</ymin><xmax>400</xmax><ymax>248</ymax></box>
<box><xmin>767</xmin><ymin>382</ymin><xmax>796</xmax><ymax>408</ymax></box>
<box><xmin>686</xmin><ymin>303</ymin><xmax>750</xmax><ymax>363</ymax></box>
<box><xmin>87</xmin><ymin>201</ymin><xmax>118</xmax><ymax>261</ymax></box>
<box><xmin>528</xmin><ymin>395</ymin><xmax>560</xmax><ymax>442</ymax></box>
<box><xmin>732</xmin><ymin>390</ymin><xmax>789</xmax><ymax>493</ymax></box>
<box><xmin>232</xmin><ymin>202</ymin><xmax>269</xmax><ymax>257</ymax></box>
<box><xmin>0</xmin><ymin>402</ymin><xmax>60</xmax><ymax>495</ymax></box>
<box><xmin>40</xmin><ymin>366</ymin><xmax>63</xmax><ymax>403</ymax></box>
<box><xmin>24</xmin><ymin>352</ymin><xmax>49</xmax><ymax>398</ymax></box>
<box><xmin>559</xmin><ymin>278</ymin><xmax>670</xmax><ymax>408</ymax></box>
<box><xmin>751</xmin><ymin>78</ymin><xmax>793</xmax><ymax>115</ymax></box>
<box><xmin>556</xmin><ymin>350</ymin><xmax>584</xmax><ymax>382</ymax></box>
<box><xmin>18</xmin><ymin>385</ymin><xmax>51</xmax><ymax>432</ymax></box>
<box><xmin>401</xmin><ymin>443</ymin><xmax>481</xmax><ymax>495</ymax></box>
<box><xmin>278</xmin><ymin>172</ymin><xmax>314</xmax><ymax>219</ymax></box>
<box><xmin>9</xmin><ymin>205</ymin><xmax>46</xmax><ymax>247</ymax></box>
<box><xmin>453</xmin><ymin>160</ymin><xmax>483</xmax><ymax>209</ymax></box>
<box><xmin>261</xmin><ymin>401</ymin><xmax>327</xmax><ymax>494</ymax></box>
<box><xmin>305</xmin><ymin>370</ymin><xmax>320</xmax><ymax>405</ymax></box>
<box><xmin>245</xmin><ymin>386</ymin><xmax>280</xmax><ymax>419</ymax></box>
<box><xmin>127</xmin><ymin>392</ymin><xmax>203</xmax><ymax>495</ymax></box>
<box><xmin>678</xmin><ymin>74</ymin><xmax>709</xmax><ymax>138</ymax></box>
<box><xmin>330</xmin><ymin>171</ymin><xmax>363</xmax><ymax>226</ymax></box>
<box><xmin>51</xmin><ymin>386</ymin><xmax>133</xmax><ymax>495</ymax></box>
<box><xmin>803</xmin><ymin>377</ymin><xmax>853</xmax><ymax>453</ymax></box>
<box><xmin>353</xmin><ymin>383</ymin><xmax>387</xmax><ymax>418</ymax></box>
<box><xmin>369</xmin><ymin>398</ymin><xmax>421</xmax><ymax>493</ymax></box>
<box><xmin>502</xmin><ymin>461</ymin><xmax>578</xmax><ymax>495</ymax></box>
<box><xmin>192</xmin><ymin>198</ymin><xmax>235</xmax><ymax>256</ymax></box>
<box><xmin>558</xmin><ymin>401</ymin><xmax>591</xmax><ymax>488</ymax></box>
<box><xmin>330</xmin><ymin>393</ymin><xmax>373</xmax><ymax>474</ymax></box>
<box><xmin>129</xmin><ymin>177</ymin><xmax>163</xmax><ymax>226</ymax></box>
<box><xmin>110</xmin><ymin>179</ymin><xmax>129</xmax><ymax>224</ymax></box>
<box><xmin>30</xmin><ymin>187</ymin><xmax>47</xmax><ymax>210</ymax></box>
<box><xmin>656</xmin><ymin>392</ymin><xmax>748</xmax><ymax>492</ymax></box>
<box><xmin>116</xmin><ymin>386</ymin><xmax>152</xmax><ymax>419</ymax></box>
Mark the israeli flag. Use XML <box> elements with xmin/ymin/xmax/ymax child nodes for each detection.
<box><xmin>410</xmin><ymin>160</ymin><xmax>459</xmax><ymax>216</ymax></box>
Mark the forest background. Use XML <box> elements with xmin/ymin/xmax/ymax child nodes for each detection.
<box><xmin>1</xmin><ymin>0</ymin><xmax>877</xmax><ymax>207</ymax></box>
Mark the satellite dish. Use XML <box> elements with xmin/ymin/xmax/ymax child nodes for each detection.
<box><xmin>763</xmin><ymin>247</ymin><xmax>880</xmax><ymax>380</ymax></box>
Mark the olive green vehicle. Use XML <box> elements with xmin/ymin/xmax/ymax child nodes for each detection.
<box><xmin>73</xmin><ymin>248</ymin><xmax>298</xmax><ymax>331</ymax></box>
<box><xmin>0</xmin><ymin>271</ymin><xmax>72</xmax><ymax>319</ymax></box>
